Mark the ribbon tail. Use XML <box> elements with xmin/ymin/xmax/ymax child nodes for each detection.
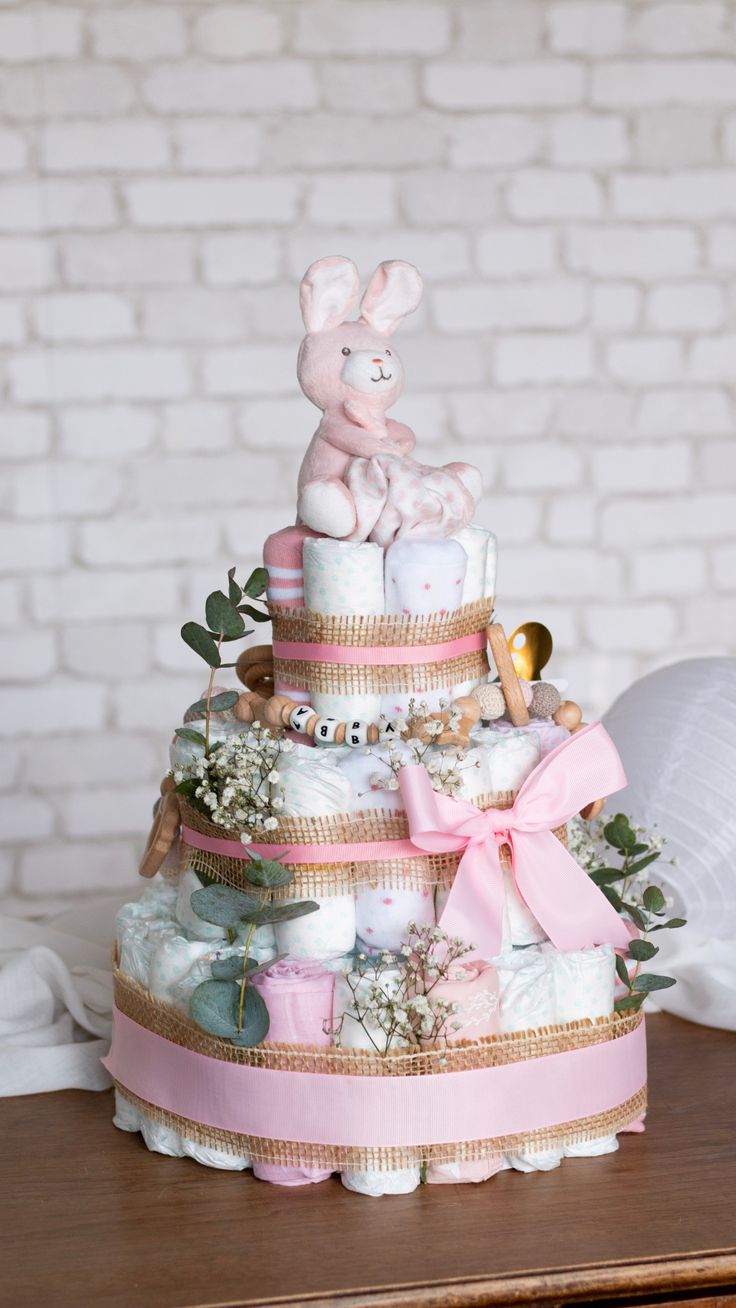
<box><xmin>438</xmin><ymin>840</ymin><xmax>506</xmax><ymax>960</ymax></box>
<box><xmin>513</xmin><ymin>830</ymin><xmax>632</xmax><ymax>953</ymax></box>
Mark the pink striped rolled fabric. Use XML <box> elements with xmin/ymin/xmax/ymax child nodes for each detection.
<box><xmin>251</xmin><ymin>958</ymin><xmax>336</xmax><ymax>1186</ymax></box>
<box><xmin>263</xmin><ymin>525</ymin><xmax>319</xmax><ymax>609</ymax></box>
<box><xmin>425</xmin><ymin>959</ymin><xmax>503</xmax><ymax>1185</ymax></box>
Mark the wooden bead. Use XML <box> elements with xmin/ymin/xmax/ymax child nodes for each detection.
<box><xmin>451</xmin><ymin>695</ymin><xmax>482</xmax><ymax>726</ymax></box>
<box><xmin>580</xmin><ymin>796</ymin><xmax>606</xmax><ymax>821</ymax></box>
<box><xmin>233</xmin><ymin>691</ymin><xmax>266</xmax><ymax>724</ymax></box>
<box><xmin>367</xmin><ymin>724</ymin><xmax>379</xmax><ymax>745</ymax></box>
<box><xmin>332</xmin><ymin>722</ymin><xmax>345</xmax><ymax>744</ymax></box>
<box><xmin>236</xmin><ymin>645</ymin><xmax>274</xmax><ymax>697</ymax></box>
<box><xmin>553</xmin><ymin>699</ymin><xmax>583</xmax><ymax>730</ymax></box>
<box><xmin>280</xmin><ymin>699</ymin><xmax>299</xmax><ymax>726</ymax></box>
<box><xmin>571</xmin><ymin>719</ymin><xmax>588</xmax><ymax>735</ymax></box>
<box><xmin>262</xmin><ymin>695</ymin><xmax>290</xmax><ymax>730</ymax></box>
<box><xmin>305</xmin><ymin>713</ymin><xmax>319</xmax><ymax>737</ymax></box>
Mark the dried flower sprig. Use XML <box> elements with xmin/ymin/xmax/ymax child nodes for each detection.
<box><xmin>172</xmin><ymin>723</ymin><xmax>294</xmax><ymax>831</ymax></box>
<box><xmin>329</xmin><ymin>923</ymin><xmax>474</xmax><ymax>1055</ymax></box>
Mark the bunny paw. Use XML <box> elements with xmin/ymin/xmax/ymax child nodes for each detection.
<box><xmin>298</xmin><ymin>479</ymin><xmax>357</xmax><ymax>538</ymax></box>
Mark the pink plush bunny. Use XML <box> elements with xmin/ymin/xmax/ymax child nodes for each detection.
<box><xmin>296</xmin><ymin>257</ymin><xmax>481</xmax><ymax>541</ymax></box>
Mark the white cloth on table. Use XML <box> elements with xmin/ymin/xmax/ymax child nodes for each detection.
<box><xmin>274</xmin><ymin>894</ymin><xmax>356</xmax><ymax>961</ymax></box>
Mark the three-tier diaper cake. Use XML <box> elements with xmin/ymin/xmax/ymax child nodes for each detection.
<box><xmin>105</xmin><ymin>257</ymin><xmax>651</xmax><ymax>1195</ymax></box>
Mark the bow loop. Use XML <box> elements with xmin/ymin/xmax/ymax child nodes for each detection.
<box><xmin>399</xmin><ymin>723</ymin><xmax>631</xmax><ymax>958</ymax></box>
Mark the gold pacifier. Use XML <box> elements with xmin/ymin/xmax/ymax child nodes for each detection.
<box><xmin>508</xmin><ymin>622</ymin><xmax>553</xmax><ymax>682</ymax></box>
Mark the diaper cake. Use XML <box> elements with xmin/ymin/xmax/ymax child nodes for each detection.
<box><xmin>105</xmin><ymin>258</ymin><xmax>650</xmax><ymax>1194</ymax></box>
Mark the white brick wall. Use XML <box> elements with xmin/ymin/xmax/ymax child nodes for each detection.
<box><xmin>1</xmin><ymin>0</ymin><xmax>735</xmax><ymax>916</ymax></box>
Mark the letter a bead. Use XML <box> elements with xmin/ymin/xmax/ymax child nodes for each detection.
<box><xmin>289</xmin><ymin>704</ymin><xmax>314</xmax><ymax>733</ymax></box>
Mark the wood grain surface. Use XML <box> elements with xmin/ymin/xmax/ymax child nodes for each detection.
<box><xmin>1</xmin><ymin>1013</ymin><xmax>735</xmax><ymax>1308</ymax></box>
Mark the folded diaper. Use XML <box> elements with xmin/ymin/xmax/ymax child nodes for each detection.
<box><xmin>116</xmin><ymin>879</ymin><xmax>180</xmax><ymax>986</ymax></box>
<box><xmin>476</xmin><ymin>727</ymin><xmax>541</xmax><ymax>794</ymax></box>
<box><xmin>253</xmin><ymin>1162</ymin><xmax>333</xmax><ymax>1186</ymax></box>
<box><xmin>427</xmin><ymin>1156</ymin><xmax>506</xmax><ymax>1185</ymax></box>
<box><xmin>251</xmin><ymin>957</ymin><xmax>335</xmax><ymax>1046</ymax></box>
<box><xmin>264</xmin><ymin>524</ymin><xmax>318</xmax><ymax>608</ymax></box>
<box><xmin>355</xmin><ymin>884</ymin><xmax>435</xmax><ymax>952</ymax></box>
<box><xmin>303</xmin><ymin>537</ymin><xmax>384</xmax><ymax>617</ymax></box>
<box><xmin>488</xmin><ymin>718</ymin><xmax>569</xmax><ymax>760</ymax></box>
<box><xmin>148</xmin><ymin>935</ymin><xmax>214</xmax><ymax>1010</ymax></box>
<box><xmin>115</xmin><ymin>1091</ymin><xmax>251</xmax><ymax>1170</ymax></box>
<box><xmin>384</xmin><ymin>537</ymin><xmax>467</xmax><ymax>619</ymax></box>
<box><xmin>274</xmin><ymin>894</ymin><xmax>356</xmax><ymax>961</ymax></box>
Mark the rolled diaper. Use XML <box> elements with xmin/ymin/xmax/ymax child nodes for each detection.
<box><xmin>496</xmin><ymin>947</ymin><xmax>562</xmax><ymax>1171</ymax></box>
<box><xmin>477</xmin><ymin>727</ymin><xmax>541</xmax><ymax>794</ymax></box>
<box><xmin>355</xmin><ymin>884</ymin><xmax>435</xmax><ymax>952</ymax></box>
<box><xmin>274</xmin><ymin>894</ymin><xmax>356</xmax><ymax>960</ymax></box>
<box><xmin>113</xmin><ymin>1089</ymin><xmax>141</xmax><ymax>1133</ymax></box>
<box><xmin>303</xmin><ymin>537</ymin><xmax>384</xmax><ymax>617</ymax></box>
<box><xmin>381</xmin><ymin>537</ymin><xmax>468</xmax><ymax>720</ymax></box>
<box><xmin>116</xmin><ymin>881</ymin><xmax>179</xmax><ymax>986</ymax></box>
<box><xmin>264</xmin><ymin>524</ymin><xmax>318</xmax><ymax>609</ymax></box>
<box><xmin>169</xmin><ymin>718</ymin><xmax>240</xmax><ymax>771</ymax></box>
<box><xmin>250</xmin><ymin>957</ymin><xmax>337</xmax><ymax>1187</ymax></box>
<box><xmin>546</xmin><ymin>943</ymin><xmax>618</xmax><ymax>1158</ymax></box>
<box><xmin>148</xmin><ymin>935</ymin><xmax>213</xmax><ymax>1009</ymax></box>
<box><xmin>336</xmin><ymin>740</ymin><xmax>411</xmax><ymax>815</ymax></box>
<box><xmin>453</xmin><ymin>745</ymin><xmax>492</xmax><ymax>803</ymax></box>
<box><xmin>452</xmin><ymin>526</ymin><xmax>496</xmax><ymax>604</ymax></box>
<box><xmin>175</xmin><ymin>867</ymin><xmax>227</xmax><ymax>942</ymax></box>
<box><xmin>488</xmin><ymin>717</ymin><xmax>570</xmax><ymax>760</ymax></box>
<box><xmin>141</xmin><ymin>1115</ymin><xmax>185</xmax><ymax>1158</ymax></box>
<box><xmin>303</xmin><ymin>537</ymin><xmax>384</xmax><ymax>720</ymax></box>
<box><xmin>277</xmin><ymin>743</ymin><xmax>353</xmax><ymax>817</ymax></box>
<box><xmin>485</xmin><ymin>533</ymin><xmax>498</xmax><ymax>597</ymax></box>
<box><xmin>182</xmin><ymin>1140</ymin><xmax>251</xmax><ymax>1170</ymax></box>
<box><xmin>251</xmin><ymin>957</ymin><xmax>335</xmax><ymax>1045</ymax></box>
<box><xmin>424</xmin><ymin>957</ymin><xmax>502</xmax><ymax>1183</ymax></box>
<box><xmin>341</xmin><ymin>1166</ymin><xmax>420</xmax><ymax>1196</ymax></box>
<box><xmin>333</xmin><ymin>962</ymin><xmax>410</xmax><ymax>1053</ymax></box>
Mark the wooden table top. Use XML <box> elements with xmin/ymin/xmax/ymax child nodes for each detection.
<box><xmin>2</xmin><ymin>1013</ymin><xmax>735</xmax><ymax>1308</ymax></box>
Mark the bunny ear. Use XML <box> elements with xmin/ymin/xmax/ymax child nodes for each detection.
<box><xmin>299</xmin><ymin>256</ymin><xmax>360</xmax><ymax>332</ymax></box>
<box><xmin>359</xmin><ymin>260</ymin><xmax>423</xmax><ymax>335</ymax></box>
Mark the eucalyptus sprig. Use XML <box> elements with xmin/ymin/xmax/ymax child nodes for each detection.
<box><xmin>575</xmin><ymin>812</ymin><xmax>686</xmax><ymax>1014</ymax></box>
<box><xmin>187</xmin><ymin>855</ymin><xmax>318</xmax><ymax>1048</ymax></box>
<box><xmin>179</xmin><ymin>565</ymin><xmax>269</xmax><ymax>756</ymax></box>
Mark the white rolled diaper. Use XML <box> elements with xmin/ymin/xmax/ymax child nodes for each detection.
<box><xmin>274</xmin><ymin>894</ymin><xmax>356</xmax><ymax>961</ymax></box>
<box><xmin>333</xmin><ymin>964</ymin><xmax>410</xmax><ymax>1053</ymax></box>
<box><xmin>354</xmin><ymin>884</ymin><xmax>435</xmax><ymax>953</ymax></box>
<box><xmin>452</xmin><ymin>526</ymin><xmax>495</xmax><ymax>604</ymax></box>
<box><xmin>336</xmin><ymin>740</ymin><xmax>411</xmax><ymax>815</ymax></box>
<box><xmin>477</xmin><ymin>727</ymin><xmax>541</xmax><ymax>794</ymax></box>
<box><xmin>182</xmin><ymin>1139</ymin><xmax>251</xmax><ymax>1170</ymax></box>
<box><xmin>303</xmin><ymin>537</ymin><xmax>385</xmax><ymax>617</ymax></box>
<box><xmin>175</xmin><ymin>867</ymin><xmax>227</xmax><ymax>942</ymax></box>
<box><xmin>496</xmin><ymin>946</ymin><xmax>562</xmax><ymax>1171</ymax></box>
<box><xmin>341</xmin><ymin>1166</ymin><xmax>420</xmax><ymax>1196</ymax></box>
<box><xmin>384</xmin><ymin>537</ymin><xmax>467</xmax><ymax>618</ymax></box>
<box><xmin>277</xmin><ymin>743</ymin><xmax>353</xmax><ymax>817</ymax></box>
<box><xmin>148</xmin><ymin>935</ymin><xmax>213</xmax><ymax>1008</ymax></box>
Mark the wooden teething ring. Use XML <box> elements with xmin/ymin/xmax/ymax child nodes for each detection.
<box><xmin>139</xmin><ymin>776</ymin><xmax>180</xmax><ymax>879</ymax></box>
<box><xmin>236</xmin><ymin>644</ymin><xmax>274</xmax><ymax>699</ymax></box>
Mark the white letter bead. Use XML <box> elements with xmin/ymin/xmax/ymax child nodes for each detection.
<box><xmin>289</xmin><ymin>705</ymin><xmax>314</xmax><ymax>733</ymax></box>
<box><xmin>314</xmin><ymin>716</ymin><xmax>339</xmax><ymax>743</ymax></box>
<box><xmin>345</xmin><ymin>721</ymin><xmax>369</xmax><ymax>747</ymax></box>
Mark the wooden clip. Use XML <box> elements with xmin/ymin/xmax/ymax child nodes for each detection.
<box><xmin>487</xmin><ymin>622</ymin><xmax>530</xmax><ymax>727</ymax></box>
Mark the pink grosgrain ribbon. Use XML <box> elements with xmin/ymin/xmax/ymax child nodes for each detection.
<box><xmin>272</xmin><ymin>630</ymin><xmax>485</xmax><ymax>667</ymax></box>
<box><xmin>399</xmin><ymin>722</ymin><xmax>632</xmax><ymax>957</ymax></box>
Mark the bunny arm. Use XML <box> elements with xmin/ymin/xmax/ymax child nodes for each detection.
<box><xmin>384</xmin><ymin>419</ymin><xmax>416</xmax><ymax>457</ymax></box>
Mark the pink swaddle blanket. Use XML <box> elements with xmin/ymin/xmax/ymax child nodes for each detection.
<box><xmin>346</xmin><ymin>453</ymin><xmax>476</xmax><ymax>548</ymax></box>
<box><xmin>251</xmin><ymin>959</ymin><xmax>335</xmax><ymax>1186</ymax></box>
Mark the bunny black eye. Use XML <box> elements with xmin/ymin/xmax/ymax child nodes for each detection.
<box><xmin>385</xmin><ymin>349</ymin><xmax>391</xmax><ymax>357</ymax></box>
<box><xmin>341</xmin><ymin>346</ymin><xmax>351</xmax><ymax>356</ymax></box>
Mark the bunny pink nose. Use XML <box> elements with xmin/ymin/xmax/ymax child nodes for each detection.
<box><xmin>372</xmin><ymin>358</ymin><xmax>383</xmax><ymax>364</ymax></box>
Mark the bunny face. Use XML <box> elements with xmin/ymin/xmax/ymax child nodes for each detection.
<box><xmin>298</xmin><ymin>320</ymin><xmax>404</xmax><ymax>411</ymax></box>
<box><xmin>297</xmin><ymin>257</ymin><xmax>421</xmax><ymax>414</ymax></box>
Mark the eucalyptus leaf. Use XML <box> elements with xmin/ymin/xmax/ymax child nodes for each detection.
<box><xmin>628</xmin><ymin>938</ymin><xmax>658</xmax><ymax>962</ymax></box>
<box><xmin>623</xmin><ymin>902</ymin><xmax>647</xmax><ymax>930</ymax></box>
<box><xmin>205</xmin><ymin>590</ymin><xmax>245</xmax><ymax>639</ymax></box>
<box><xmin>599</xmin><ymin>884</ymin><xmax>623</xmax><ymax>912</ymax></box>
<box><xmin>181</xmin><ymin>621</ymin><xmax>221</xmax><ymax>668</ymax></box>
<box><xmin>650</xmin><ymin>917</ymin><xmax>687</xmax><ymax>931</ymax></box>
<box><xmin>237</xmin><ymin>899</ymin><xmax>320</xmax><ymax>926</ymax></box>
<box><xmin>614</xmin><ymin>993</ymin><xmax>646</xmax><ymax>1013</ymax></box>
<box><xmin>244</xmin><ymin>858</ymin><xmax>294</xmax><ymax>890</ymax></box>
<box><xmin>186</xmin><ymin>690</ymin><xmax>240</xmax><ymax>717</ymax></box>
<box><xmin>590</xmin><ymin>868</ymin><xmax>630</xmax><ymax>886</ymax></box>
<box><xmin>642</xmin><ymin>885</ymin><xmax>666</xmax><ymax>914</ymax></box>
<box><xmin>228</xmin><ymin>568</ymin><xmax>242</xmax><ymax>606</ymax></box>
<box><xmin>604</xmin><ymin>814</ymin><xmax>636</xmax><ymax>851</ymax></box>
<box><xmin>190</xmin><ymin>979</ymin><xmax>240</xmax><ymax>1037</ymax></box>
<box><xmin>190</xmin><ymin>885</ymin><xmax>264</xmax><ymax>928</ymax></box>
<box><xmin>238</xmin><ymin>604</ymin><xmax>271</xmax><ymax>623</ymax></box>
<box><xmin>174</xmin><ymin>726</ymin><xmax>206</xmax><ymax>746</ymax></box>
<box><xmin>243</xmin><ymin>566</ymin><xmax>268</xmax><ymax>599</ymax></box>
<box><xmin>211</xmin><ymin>955</ymin><xmax>256</xmax><ymax>981</ymax></box>
<box><xmin>174</xmin><ymin>778</ymin><xmax>199</xmax><ymax>799</ymax></box>
<box><xmin>615</xmin><ymin>954</ymin><xmax>631</xmax><ymax>987</ymax></box>
<box><xmin>625</xmin><ymin>852</ymin><xmax>661</xmax><ymax>877</ymax></box>
<box><xmin>632</xmin><ymin>973</ymin><xmax>676</xmax><ymax>993</ymax></box>
<box><xmin>230</xmin><ymin>985</ymin><xmax>270</xmax><ymax>1047</ymax></box>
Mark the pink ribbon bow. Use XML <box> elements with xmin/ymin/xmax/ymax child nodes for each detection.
<box><xmin>399</xmin><ymin>722</ymin><xmax>631</xmax><ymax>958</ymax></box>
